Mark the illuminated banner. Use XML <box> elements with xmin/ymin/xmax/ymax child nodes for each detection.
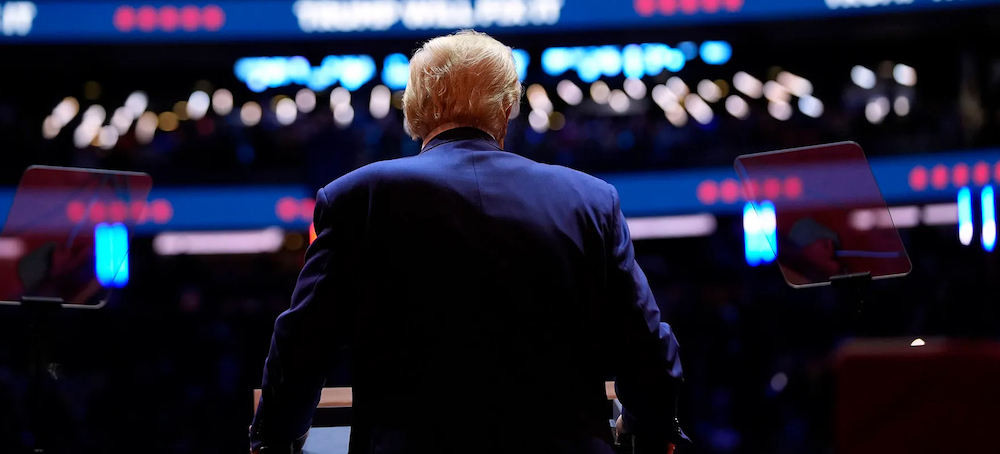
<box><xmin>1</xmin><ymin>149</ymin><xmax>998</xmax><ymax>234</ymax></box>
<box><xmin>0</xmin><ymin>0</ymin><xmax>997</xmax><ymax>43</ymax></box>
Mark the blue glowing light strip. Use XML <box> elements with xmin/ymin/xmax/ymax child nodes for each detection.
<box><xmin>983</xmin><ymin>185</ymin><xmax>996</xmax><ymax>252</ymax></box>
<box><xmin>95</xmin><ymin>222</ymin><xmax>129</xmax><ymax>287</ymax></box>
<box><xmin>958</xmin><ymin>187</ymin><xmax>973</xmax><ymax>246</ymax></box>
<box><xmin>236</xmin><ymin>49</ymin><xmax>530</xmax><ymax>92</ymax></box>
<box><xmin>743</xmin><ymin>201</ymin><xmax>776</xmax><ymax>266</ymax></box>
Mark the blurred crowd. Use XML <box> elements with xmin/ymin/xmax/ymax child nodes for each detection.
<box><xmin>0</xmin><ymin>222</ymin><xmax>997</xmax><ymax>454</ymax></box>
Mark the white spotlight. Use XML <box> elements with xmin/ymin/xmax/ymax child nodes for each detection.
<box><xmin>42</xmin><ymin>115</ymin><xmax>61</xmax><ymax>139</ymax></box>
<box><xmin>776</xmin><ymin>71</ymin><xmax>813</xmax><ymax>97</ymax></box>
<box><xmin>623</xmin><ymin>78</ymin><xmax>647</xmax><ymax>100</ymax></box>
<box><xmin>124</xmin><ymin>91</ymin><xmax>148</xmax><ymax>118</ymax></box>
<box><xmin>666</xmin><ymin>77</ymin><xmax>688</xmax><ymax>97</ymax></box>
<box><xmin>763</xmin><ymin>81</ymin><xmax>790</xmax><ymax>104</ymax></box>
<box><xmin>295</xmin><ymin>88</ymin><xmax>316</xmax><ymax>113</ymax></box>
<box><xmin>527</xmin><ymin>84</ymin><xmax>553</xmax><ymax>114</ymax></box>
<box><xmin>893</xmin><ymin>64</ymin><xmax>917</xmax><ymax>87</ymax></box>
<box><xmin>683</xmin><ymin>94</ymin><xmax>714</xmax><ymax>125</ymax></box>
<box><xmin>665</xmin><ymin>105</ymin><xmax>688</xmax><ymax>127</ymax></box>
<box><xmin>98</xmin><ymin>125</ymin><xmax>119</xmax><ymax>150</ymax></box>
<box><xmin>212</xmin><ymin>89</ymin><xmax>234</xmax><ymax>116</ymax></box>
<box><xmin>725</xmin><ymin>95</ymin><xmax>749</xmax><ymax>119</ymax></box>
<box><xmin>52</xmin><ymin>97</ymin><xmax>79</xmax><ymax>127</ymax></box>
<box><xmin>851</xmin><ymin>65</ymin><xmax>877</xmax><ymax>89</ymax></box>
<box><xmin>330</xmin><ymin>87</ymin><xmax>351</xmax><ymax>108</ymax></box>
<box><xmin>333</xmin><ymin>103</ymin><xmax>354</xmax><ymax>128</ymax></box>
<box><xmin>768</xmin><ymin>100</ymin><xmax>792</xmax><ymax>121</ymax></box>
<box><xmin>651</xmin><ymin>84</ymin><xmax>678</xmax><ymax>110</ymax></box>
<box><xmin>240</xmin><ymin>102</ymin><xmax>262</xmax><ymax>127</ymax></box>
<box><xmin>111</xmin><ymin>106</ymin><xmax>133</xmax><ymax>134</ymax></box>
<box><xmin>73</xmin><ymin>123</ymin><xmax>99</xmax><ymax>148</ymax></box>
<box><xmin>733</xmin><ymin>71</ymin><xmax>763</xmax><ymax>99</ymax></box>
<box><xmin>82</xmin><ymin>105</ymin><xmax>107</xmax><ymax>124</ymax></box>
<box><xmin>556</xmin><ymin>80</ymin><xmax>583</xmax><ymax>106</ymax></box>
<box><xmin>608</xmin><ymin>89</ymin><xmax>630</xmax><ymax>113</ymax></box>
<box><xmin>369</xmin><ymin>85</ymin><xmax>391</xmax><ymax>119</ymax></box>
<box><xmin>894</xmin><ymin>96</ymin><xmax>910</xmax><ymax>116</ymax></box>
<box><xmin>187</xmin><ymin>91</ymin><xmax>210</xmax><ymax>120</ymax></box>
<box><xmin>697</xmin><ymin>80</ymin><xmax>722</xmax><ymax>103</ymax></box>
<box><xmin>590</xmin><ymin>81</ymin><xmax>610</xmax><ymax>104</ymax></box>
<box><xmin>275</xmin><ymin>98</ymin><xmax>298</xmax><ymax>125</ymax></box>
<box><xmin>528</xmin><ymin>109</ymin><xmax>549</xmax><ymax>133</ymax></box>
<box><xmin>798</xmin><ymin>95</ymin><xmax>824</xmax><ymax>118</ymax></box>
<box><xmin>865</xmin><ymin>96</ymin><xmax>889</xmax><ymax>124</ymax></box>
<box><xmin>136</xmin><ymin>111</ymin><xmax>158</xmax><ymax>144</ymax></box>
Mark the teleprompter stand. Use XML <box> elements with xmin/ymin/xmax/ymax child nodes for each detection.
<box><xmin>830</xmin><ymin>272</ymin><xmax>873</xmax><ymax>335</ymax></box>
<box><xmin>22</xmin><ymin>296</ymin><xmax>62</xmax><ymax>453</ymax></box>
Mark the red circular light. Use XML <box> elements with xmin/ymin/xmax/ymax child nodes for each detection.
<box><xmin>724</xmin><ymin>0</ymin><xmax>743</xmax><ymax>11</ymax></box>
<box><xmin>680</xmin><ymin>0</ymin><xmax>698</xmax><ymax>14</ymax></box>
<box><xmin>973</xmin><ymin>161</ymin><xmax>990</xmax><ymax>186</ymax></box>
<box><xmin>108</xmin><ymin>201</ymin><xmax>128</xmax><ymax>222</ymax></box>
<box><xmin>299</xmin><ymin>198</ymin><xmax>316</xmax><ymax>220</ymax></box>
<box><xmin>634</xmin><ymin>0</ymin><xmax>656</xmax><ymax>16</ymax></box>
<box><xmin>952</xmin><ymin>163</ymin><xmax>970</xmax><ymax>187</ymax></box>
<box><xmin>89</xmin><ymin>202</ymin><xmax>107</xmax><ymax>223</ymax></box>
<box><xmin>201</xmin><ymin>5</ymin><xmax>225</xmax><ymax>31</ymax></box>
<box><xmin>159</xmin><ymin>5</ymin><xmax>179</xmax><ymax>32</ymax></box>
<box><xmin>276</xmin><ymin>197</ymin><xmax>300</xmax><ymax>223</ymax></box>
<box><xmin>995</xmin><ymin>161</ymin><xmax>1000</xmax><ymax>184</ymax></box>
<box><xmin>763</xmin><ymin>178</ymin><xmax>781</xmax><ymax>200</ymax></box>
<box><xmin>720</xmin><ymin>179</ymin><xmax>740</xmax><ymax>203</ymax></box>
<box><xmin>931</xmin><ymin>164</ymin><xmax>949</xmax><ymax>190</ymax></box>
<box><xmin>180</xmin><ymin>5</ymin><xmax>200</xmax><ymax>31</ymax></box>
<box><xmin>783</xmin><ymin>177</ymin><xmax>803</xmax><ymax>199</ymax></box>
<box><xmin>130</xmin><ymin>201</ymin><xmax>148</xmax><ymax>224</ymax></box>
<box><xmin>136</xmin><ymin>6</ymin><xmax>157</xmax><ymax>32</ymax></box>
<box><xmin>696</xmin><ymin>180</ymin><xmax>718</xmax><ymax>205</ymax></box>
<box><xmin>702</xmin><ymin>0</ymin><xmax>721</xmax><ymax>12</ymax></box>
<box><xmin>151</xmin><ymin>199</ymin><xmax>173</xmax><ymax>224</ymax></box>
<box><xmin>658</xmin><ymin>0</ymin><xmax>677</xmax><ymax>15</ymax></box>
<box><xmin>908</xmin><ymin>166</ymin><xmax>928</xmax><ymax>191</ymax></box>
<box><xmin>67</xmin><ymin>201</ymin><xmax>86</xmax><ymax>223</ymax></box>
<box><xmin>113</xmin><ymin>6</ymin><xmax>135</xmax><ymax>32</ymax></box>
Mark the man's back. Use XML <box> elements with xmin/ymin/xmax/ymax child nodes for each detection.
<box><xmin>251</xmin><ymin>128</ymin><xmax>685</xmax><ymax>454</ymax></box>
<box><xmin>347</xmin><ymin>128</ymin><xmax>617</xmax><ymax>447</ymax></box>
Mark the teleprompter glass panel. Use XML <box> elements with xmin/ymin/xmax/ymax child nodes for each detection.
<box><xmin>734</xmin><ymin>142</ymin><xmax>911</xmax><ymax>288</ymax></box>
<box><xmin>0</xmin><ymin>166</ymin><xmax>152</xmax><ymax>305</ymax></box>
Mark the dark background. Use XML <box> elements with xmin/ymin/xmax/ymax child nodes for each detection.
<box><xmin>1</xmin><ymin>3</ymin><xmax>1000</xmax><ymax>453</ymax></box>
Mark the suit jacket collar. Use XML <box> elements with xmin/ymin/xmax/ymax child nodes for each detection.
<box><xmin>421</xmin><ymin>127</ymin><xmax>501</xmax><ymax>154</ymax></box>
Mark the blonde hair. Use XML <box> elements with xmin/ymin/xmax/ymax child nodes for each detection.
<box><xmin>403</xmin><ymin>30</ymin><xmax>522</xmax><ymax>141</ymax></box>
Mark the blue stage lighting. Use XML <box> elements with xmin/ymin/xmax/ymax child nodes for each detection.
<box><xmin>512</xmin><ymin>49</ymin><xmax>529</xmax><ymax>82</ymax></box>
<box><xmin>541</xmin><ymin>47</ymin><xmax>574</xmax><ymax>76</ymax></box>
<box><xmin>95</xmin><ymin>222</ymin><xmax>129</xmax><ymax>288</ymax></box>
<box><xmin>744</xmin><ymin>201</ymin><xmax>777</xmax><ymax>266</ymax></box>
<box><xmin>339</xmin><ymin>55</ymin><xmax>376</xmax><ymax>91</ymax></box>
<box><xmin>983</xmin><ymin>185</ymin><xmax>996</xmax><ymax>252</ymax></box>
<box><xmin>622</xmin><ymin>44</ymin><xmax>645</xmax><ymax>79</ymax></box>
<box><xmin>700</xmin><ymin>41</ymin><xmax>732</xmax><ymax>65</ymax></box>
<box><xmin>959</xmin><ymin>186</ymin><xmax>973</xmax><ymax>246</ymax></box>
<box><xmin>664</xmin><ymin>48</ymin><xmax>686</xmax><ymax>72</ymax></box>
<box><xmin>382</xmin><ymin>53</ymin><xmax>410</xmax><ymax>90</ymax></box>
<box><xmin>678</xmin><ymin>41</ymin><xmax>698</xmax><ymax>61</ymax></box>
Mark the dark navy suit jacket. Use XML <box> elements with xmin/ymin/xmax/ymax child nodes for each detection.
<box><xmin>251</xmin><ymin>128</ymin><xmax>687</xmax><ymax>454</ymax></box>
